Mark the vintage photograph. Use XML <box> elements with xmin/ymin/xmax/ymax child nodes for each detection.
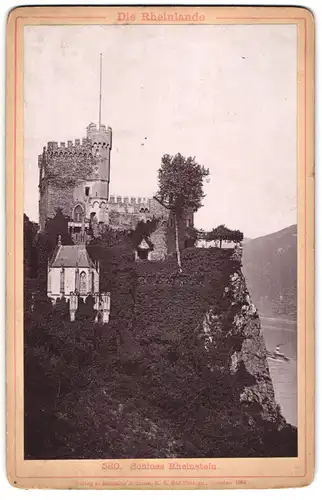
<box><xmin>22</xmin><ymin>22</ymin><xmax>298</xmax><ymax>461</ymax></box>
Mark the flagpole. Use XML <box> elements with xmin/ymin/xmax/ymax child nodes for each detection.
<box><xmin>99</xmin><ymin>53</ymin><xmax>103</xmax><ymax>127</ymax></box>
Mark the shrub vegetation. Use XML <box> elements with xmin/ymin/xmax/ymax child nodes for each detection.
<box><xmin>24</xmin><ymin>214</ymin><xmax>297</xmax><ymax>459</ymax></box>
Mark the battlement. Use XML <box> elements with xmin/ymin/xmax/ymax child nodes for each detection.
<box><xmin>87</xmin><ymin>123</ymin><xmax>110</xmax><ymax>134</ymax></box>
<box><xmin>44</xmin><ymin>144</ymin><xmax>94</xmax><ymax>163</ymax></box>
<box><xmin>86</xmin><ymin>122</ymin><xmax>112</xmax><ymax>150</ymax></box>
<box><xmin>46</xmin><ymin>138</ymin><xmax>90</xmax><ymax>151</ymax></box>
<box><xmin>41</xmin><ymin>121</ymin><xmax>112</xmax><ymax>164</ymax></box>
<box><xmin>43</xmin><ymin>138</ymin><xmax>111</xmax><ymax>162</ymax></box>
<box><xmin>109</xmin><ymin>195</ymin><xmax>152</xmax><ymax>206</ymax></box>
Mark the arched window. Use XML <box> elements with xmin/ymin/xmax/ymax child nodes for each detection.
<box><xmin>92</xmin><ymin>271</ymin><xmax>95</xmax><ymax>294</ymax></box>
<box><xmin>74</xmin><ymin>205</ymin><xmax>84</xmax><ymax>222</ymax></box>
<box><xmin>79</xmin><ymin>271</ymin><xmax>87</xmax><ymax>295</ymax></box>
<box><xmin>60</xmin><ymin>267</ymin><xmax>65</xmax><ymax>294</ymax></box>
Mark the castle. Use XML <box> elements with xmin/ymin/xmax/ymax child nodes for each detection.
<box><xmin>38</xmin><ymin>121</ymin><xmax>194</xmax><ymax>260</ymax></box>
<box><xmin>39</xmin><ymin>122</ymin><xmax>112</xmax><ymax>235</ymax></box>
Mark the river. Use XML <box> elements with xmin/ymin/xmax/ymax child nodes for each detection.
<box><xmin>260</xmin><ymin>315</ymin><xmax>297</xmax><ymax>427</ymax></box>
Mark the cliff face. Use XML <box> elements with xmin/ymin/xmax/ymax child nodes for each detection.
<box><xmin>200</xmin><ymin>261</ymin><xmax>281</xmax><ymax>425</ymax></box>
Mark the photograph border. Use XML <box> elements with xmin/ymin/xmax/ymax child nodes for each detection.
<box><xmin>6</xmin><ymin>5</ymin><xmax>315</xmax><ymax>489</ymax></box>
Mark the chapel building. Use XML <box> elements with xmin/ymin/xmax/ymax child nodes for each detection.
<box><xmin>47</xmin><ymin>236</ymin><xmax>100</xmax><ymax>302</ymax></box>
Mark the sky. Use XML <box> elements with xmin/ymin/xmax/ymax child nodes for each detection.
<box><xmin>24</xmin><ymin>24</ymin><xmax>297</xmax><ymax>238</ymax></box>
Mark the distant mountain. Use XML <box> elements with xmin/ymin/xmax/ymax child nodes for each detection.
<box><xmin>242</xmin><ymin>225</ymin><xmax>297</xmax><ymax>320</ymax></box>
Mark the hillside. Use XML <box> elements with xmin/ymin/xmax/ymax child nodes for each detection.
<box><xmin>242</xmin><ymin>225</ymin><xmax>297</xmax><ymax>320</ymax></box>
<box><xmin>24</xmin><ymin>242</ymin><xmax>297</xmax><ymax>459</ymax></box>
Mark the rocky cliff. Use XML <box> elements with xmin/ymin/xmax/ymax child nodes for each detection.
<box><xmin>199</xmin><ymin>251</ymin><xmax>282</xmax><ymax>426</ymax></box>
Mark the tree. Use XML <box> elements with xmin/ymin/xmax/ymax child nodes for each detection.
<box><xmin>207</xmin><ymin>225</ymin><xmax>244</xmax><ymax>248</ymax></box>
<box><xmin>44</xmin><ymin>208</ymin><xmax>74</xmax><ymax>249</ymax></box>
<box><xmin>155</xmin><ymin>153</ymin><xmax>209</xmax><ymax>271</ymax></box>
<box><xmin>196</xmin><ymin>228</ymin><xmax>207</xmax><ymax>241</ymax></box>
<box><xmin>129</xmin><ymin>217</ymin><xmax>159</xmax><ymax>250</ymax></box>
<box><xmin>24</xmin><ymin>214</ymin><xmax>39</xmax><ymax>279</ymax></box>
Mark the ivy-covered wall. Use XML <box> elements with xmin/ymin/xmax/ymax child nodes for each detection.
<box><xmin>24</xmin><ymin>232</ymin><xmax>297</xmax><ymax>459</ymax></box>
<box><xmin>39</xmin><ymin>143</ymin><xmax>99</xmax><ymax>230</ymax></box>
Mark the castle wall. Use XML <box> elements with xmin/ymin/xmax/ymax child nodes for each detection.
<box><xmin>106</xmin><ymin>197</ymin><xmax>193</xmax><ymax>259</ymax></box>
<box><xmin>149</xmin><ymin>222</ymin><xmax>168</xmax><ymax>260</ymax></box>
<box><xmin>74</xmin><ymin>180</ymin><xmax>108</xmax><ymax>202</ymax></box>
<box><xmin>148</xmin><ymin>198</ymin><xmax>170</xmax><ymax>219</ymax></box>
<box><xmin>109</xmin><ymin>195</ymin><xmax>151</xmax><ymax>213</ymax></box>
<box><xmin>108</xmin><ymin>210</ymin><xmax>141</xmax><ymax>230</ymax></box>
<box><xmin>108</xmin><ymin>196</ymin><xmax>156</xmax><ymax>230</ymax></box>
<box><xmin>73</xmin><ymin>181</ymin><xmax>109</xmax><ymax>223</ymax></box>
<box><xmin>48</xmin><ymin>183</ymin><xmax>75</xmax><ymax>221</ymax></box>
<box><xmin>38</xmin><ymin>124</ymin><xmax>195</xmax><ymax>261</ymax></box>
<box><xmin>88</xmin><ymin>198</ymin><xmax>108</xmax><ymax>224</ymax></box>
<box><xmin>39</xmin><ymin>181</ymin><xmax>75</xmax><ymax>230</ymax></box>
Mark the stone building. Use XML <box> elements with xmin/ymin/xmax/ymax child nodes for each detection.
<box><xmin>39</xmin><ymin>122</ymin><xmax>195</xmax><ymax>259</ymax></box>
<box><xmin>47</xmin><ymin>236</ymin><xmax>100</xmax><ymax>302</ymax></box>
<box><xmin>47</xmin><ymin>233</ymin><xmax>111</xmax><ymax>323</ymax></box>
<box><xmin>39</xmin><ymin>122</ymin><xmax>112</xmax><ymax>232</ymax></box>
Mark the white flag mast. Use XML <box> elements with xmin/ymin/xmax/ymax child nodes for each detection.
<box><xmin>98</xmin><ymin>53</ymin><xmax>103</xmax><ymax>127</ymax></box>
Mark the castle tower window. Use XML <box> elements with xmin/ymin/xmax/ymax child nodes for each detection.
<box><xmin>85</xmin><ymin>187</ymin><xmax>90</xmax><ymax>196</ymax></box>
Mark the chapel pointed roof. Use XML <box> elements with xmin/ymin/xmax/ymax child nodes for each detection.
<box><xmin>49</xmin><ymin>245</ymin><xmax>96</xmax><ymax>269</ymax></box>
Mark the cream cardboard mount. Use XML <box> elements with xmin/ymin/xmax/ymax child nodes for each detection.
<box><xmin>6</xmin><ymin>5</ymin><xmax>314</xmax><ymax>490</ymax></box>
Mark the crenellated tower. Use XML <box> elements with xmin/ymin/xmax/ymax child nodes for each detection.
<box><xmin>38</xmin><ymin>121</ymin><xmax>112</xmax><ymax>233</ymax></box>
<box><xmin>87</xmin><ymin>122</ymin><xmax>112</xmax><ymax>186</ymax></box>
<box><xmin>38</xmin><ymin>53</ymin><xmax>113</xmax><ymax>235</ymax></box>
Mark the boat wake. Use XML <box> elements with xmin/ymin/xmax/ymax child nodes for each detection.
<box><xmin>267</xmin><ymin>345</ymin><xmax>290</xmax><ymax>363</ymax></box>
